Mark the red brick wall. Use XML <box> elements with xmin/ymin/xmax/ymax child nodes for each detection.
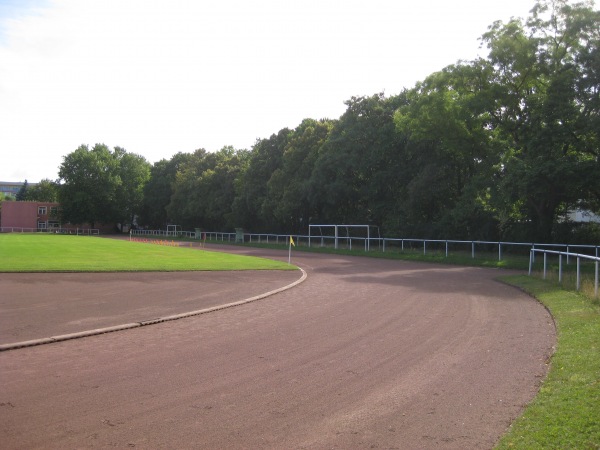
<box><xmin>0</xmin><ymin>201</ymin><xmax>39</xmax><ymax>228</ymax></box>
<box><xmin>1</xmin><ymin>201</ymin><xmax>115</xmax><ymax>233</ymax></box>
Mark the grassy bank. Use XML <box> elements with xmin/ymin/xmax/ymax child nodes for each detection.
<box><xmin>0</xmin><ymin>234</ymin><xmax>295</xmax><ymax>272</ymax></box>
<box><xmin>495</xmin><ymin>276</ymin><xmax>600</xmax><ymax>449</ymax></box>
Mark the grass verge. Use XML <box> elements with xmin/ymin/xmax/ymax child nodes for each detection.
<box><xmin>495</xmin><ymin>275</ymin><xmax>600</xmax><ymax>449</ymax></box>
<box><xmin>0</xmin><ymin>234</ymin><xmax>295</xmax><ymax>272</ymax></box>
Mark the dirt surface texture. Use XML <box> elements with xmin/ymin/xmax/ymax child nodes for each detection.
<box><xmin>0</xmin><ymin>244</ymin><xmax>555</xmax><ymax>449</ymax></box>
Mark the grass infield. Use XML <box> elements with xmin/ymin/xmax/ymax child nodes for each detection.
<box><xmin>0</xmin><ymin>234</ymin><xmax>295</xmax><ymax>272</ymax></box>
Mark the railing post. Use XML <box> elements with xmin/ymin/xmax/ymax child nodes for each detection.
<box><xmin>577</xmin><ymin>256</ymin><xmax>581</xmax><ymax>291</ymax></box>
<box><xmin>559</xmin><ymin>254</ymin><xmax>563</xmax><ymax>284</ymax></box>
<box><xmin>423</xmin><ymin>240</ymin><xmax>426</xmax><ymax>255</ymax></box>
<box><xmin>383</xmin><ymin>239</ymin><xmax>386</xmax><ymax>252</ymax></box>
<box><xmin>595</xmin><ymin>260</ymin><xmax>599</xmax><ymax>298</ymax></box>
<box><xmin>446</xmin><ymin>240</ymin><xmax>448</xmax><ymax>258</ymax></box>
<box><xmin>471</xmin><ymin>241</ymin><xmax>475</xmax><ymax>259</ymax></box>
<box><xmin>529</xmin><ymin>249</ymin><xmax>533</xmax><ymax>275</ymax></box>
<box><xmin>543</xmin><ymin>252</ymin><xmax>547</xmax><ymax>280</ymax></box>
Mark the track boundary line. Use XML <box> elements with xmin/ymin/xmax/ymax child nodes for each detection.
<box><xmin>0</xmin><ymin>268</ymin><xmax>307</xmax><ymax>352</ymax></box>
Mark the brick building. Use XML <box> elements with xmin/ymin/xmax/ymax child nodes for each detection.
<box><xmin>0</xmin><ymin>201</ymin><xmax>113</xmax><ymax>233</ymax></box>
<box><xmin>1</xmin><ymin>201</ymin><xmax>60</xmax><ymax>230</ymax></box>
<box><xmin>0</xmin><ymin>181</ymin><xmax>36</xmax><ymax>199</ymax></box>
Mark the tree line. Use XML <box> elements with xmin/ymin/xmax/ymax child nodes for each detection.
<box><xmin>13</xmin><ymin>1</ymin><xmax>600</xmax><ymax>243</ymax></box>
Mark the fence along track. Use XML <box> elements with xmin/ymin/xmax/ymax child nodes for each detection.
<box><xmin>529</xmin><ymin>248</ymin><xmax>599</xmax><ymax>298</ymax></box>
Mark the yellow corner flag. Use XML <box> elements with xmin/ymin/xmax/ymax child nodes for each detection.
<box><xmin>288</xmin><ymin>236</ymin><xmax>295</xmax><ymax>264</ymax></box>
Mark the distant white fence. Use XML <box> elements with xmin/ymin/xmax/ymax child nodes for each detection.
<box><xmin>0</xmin><ymin>227</ymin><xmax>99</xmax><ymax>235</ymax></box>
<box><xmin>529</xmin><ymin>249</ymin><xmax>599</xmax><ymax>298</ymax></box>
<box><xmin>132</xmin><ymin>229</ymin><xmax>197</xmax><ymax>239</ymax></box>
<box><xmin>131</xmin><ymin>229</ymin><xmax>599</xmax><ymax>261</ymax></box>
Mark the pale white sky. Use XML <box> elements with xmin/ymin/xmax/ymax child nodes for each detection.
<box><xmin>0</xmin><ymin>0</ymin><xmax>538</xmax><ymax>182</ymax></box>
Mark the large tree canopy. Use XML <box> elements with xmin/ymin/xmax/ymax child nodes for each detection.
<box><xmin>58</xmin><ymin>144</ymin><xmax>150</xmax><ymax>228</ymax></box>
<box><xmin>394</xmin><ymin>62</ymin><xmax>500</xmax><ymax>239</ymax></box>
<box><xmin>17</xmin><ymin>179</ymin><xmax>60</xmax><ymax>202</ymax></box>
<box><xmin>139</xmin><ymin>152</ymin><xmax>194</xmax><ymax>229</ymax></box>
<box><xmin>52</xmin><ymin>1</ymin><xmax>599</xmax><ymax>244</ymax></box>
<box><xmin>480</xmin><ymin>0</ymin><xmax>600</xmax><ymax>241</ymax></box>
<box><xmin>166</xmin><ymin>147</ymin><xmax>249</xmax><ymax>230</ymax></box>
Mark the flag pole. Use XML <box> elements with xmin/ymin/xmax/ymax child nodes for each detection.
<box><xmin>288</xmin><ymin>235</ymin><xmax>295</xmax><ymax>264</ymax></box>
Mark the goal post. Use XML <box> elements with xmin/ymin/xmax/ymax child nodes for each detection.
<box><xmin>308</xmin><ymin>224</ymin><xmax>380</xmax><ymax>251</ymax></box>
<box><xmin>167</xmin><ymin>224</ymin><xmax>181</xmax><ymax>237</ymax></box>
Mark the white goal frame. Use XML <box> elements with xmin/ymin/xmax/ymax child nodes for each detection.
<box><xmin>308</xmin><ymin>224</ymin><xmax>379</xmax><ymax>251</ymax></box>
<box><xmin>167</xmin><ymin>224</ymin><xmax>181</xmax><ymax>237</ymax></box>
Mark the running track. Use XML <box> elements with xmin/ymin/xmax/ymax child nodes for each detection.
<box><xmin>0</xmin><ymin>245</ymin><xmax>555</xmax><ymax>449</ymax></box>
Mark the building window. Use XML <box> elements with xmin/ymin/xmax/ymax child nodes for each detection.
<box><xmin>48</xmin><ymin>221</ymin><xmax>60</xmax><ymax>229</ymax></box>
<box><xmin>50</xmin><ymin>206</ymin><xmax>58</xmax><ymax>217</ymax></box>
<box><xmin>38</xmin><ymin>206</ymin><xmax>47</xmax><ymax>215</ymax></box>
<box><xmin>38</xmin><ymin>221</ymin><xmax>47</xmax><ymax>229</ymax></box>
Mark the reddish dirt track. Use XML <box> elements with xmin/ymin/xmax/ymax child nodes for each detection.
<box><xmin>0</xmin><ymin>245</ymin><xmax>555</xmax><ymax>449</ymax></box>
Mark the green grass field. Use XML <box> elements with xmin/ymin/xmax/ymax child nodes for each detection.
<box><xmin>0</xmin><ymin>234</ymin><xmax>295</xmax><ymax>272</ymax></box>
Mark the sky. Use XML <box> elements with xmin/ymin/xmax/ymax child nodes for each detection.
<box><xmin>0</xmin><ymin>0</ymin><xmax>539</xmax><ymax>183</ymax></box>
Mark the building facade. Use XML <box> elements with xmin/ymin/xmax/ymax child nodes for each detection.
<box><xmin>0</xmin><ymin>201</ymin><xmax>113</xmax><ymax>233</ymax></box>
<box><xmin>0</xmin><ymin>181</ymin><xmax>37</xmax><ymax>199</ymax></box>
<box><xmin>1</xmin><ymin>201</ymin><xmax>60</xmax><ymax>230</ymax></box>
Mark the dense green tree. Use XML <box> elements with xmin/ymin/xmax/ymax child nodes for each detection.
<box><xmin>394</xmin><ymin>62</ymin><xmax>500</xmax><ymax>239</ymax></box>
<box><xmin>0</xmin><ymin>192</ymin><xmax>14</xmax><ymax>203</ymax></box>
<box><xmin>232</xmin><ymin>129</ymin><xmax>291</xmax><ymax>231</ymax></box>
<box><xmin>480</xmin><ymin>0</ymin><xmax>600</xmax><ymax>241</ymax></box>
<box><xmin>15</xmin><ymin>180</ymin><xmax>29</xmax><ymax>201</ymax></box>
<box><xmin>113</xmin><ymin>148</ymin><xmax>151</xmax><ymax>229</ymax></box>
<box><xmin>109</xmin><ymin>0</ymin><xmax>600</xmax><ymax>243</ymax></box>
<box><xmin>167</xmin><ymin>147</ymin><xmax>249</xmax><ymax>230</ymax></box>
<box><xmin>58</xmin><ymin>144</ymin><xmax>120</xmax><ymax>227</ymax></box>
<box><xmin>166</xmin><ymin>149</ymin><xmax>210</xmax><ymax>229</ymax></box>
<box><xmin>24</xmin><ymin>179</ymin><xmax>59</xmax><ymax>202</ymax></box>
<box><xmin>311</xmin><ymin>93</ymin><xmax>408</xmax><ymax>234</ymax></box>
<box><xmin>13</xmin><ymin>179</ymin><xmax>59</xmax><ymax>202</ymax></box>
<box><xmin>139</xmin><ymin>152</ymin><xmax>193</xmax><ymax>229</ymax></box>
<box><xmin>58</xmin><ymin>143</ymin><xmax>149</xmax><ymax>229</ymax></box>
<box><xmin>262</xmin><ymin>118</ymin><xmax>334</xmax><ymax>233</ymax></box>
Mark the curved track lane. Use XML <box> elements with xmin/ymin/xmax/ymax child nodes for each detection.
<box><xmin>0</xmin><ymin>246</ymin><xmax>555</xmax><ymax>449</ymax></box>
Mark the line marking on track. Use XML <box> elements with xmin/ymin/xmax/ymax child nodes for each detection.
<box><xmin>0</xmin><ymin>268</ymin><xmax>307</xmax><ymax>352</ymax></box>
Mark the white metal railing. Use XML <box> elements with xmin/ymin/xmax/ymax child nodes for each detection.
<box><xmin>529</xmin><ymin>248</ymin><xmax>599</xmax><ymax>298</ymax></box>
<box><xmin>132</xmin><ymin>229</ymin><xmax>197</xmax><ymax>238</ymax></box>
<box><xmin>0</xmin><ymin>227</ymin><xmax>99</xmax><ymax>235</ymax></box>
<box><xmin>131</xmin><ymin>229</ymin><xmax>599</xmax><ymax>262</ymax></box>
